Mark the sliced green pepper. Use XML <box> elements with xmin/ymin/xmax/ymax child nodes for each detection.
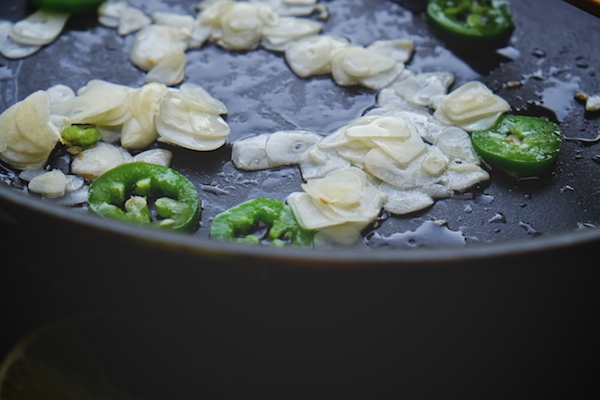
<box><xmin>61</xmin><ymin>125</ymin><xmax>99</xmax><ymax>149</ymax></box>
<box><xmin>87</xmin><ymin>162</ymin><xmax>201</xmax><ymax>231</ymax></box>
<box><xmin>210</xmin><ymin>198</ymin><xmax>315</xmax><ymax>246</ymax></box>
<box><xmin>28</xmin><ymin>0</ymin><xmax>105</xmax><ymax>13</ymax></box>
<box><xmin>426</xmin><ymin>0</ymin><xmax>514</xmax><ymax>44</ymax></box>
<box><xmin>471</xmin><ymin>114</ymin><xmax>562</xmax><ymax>177</ymax></box>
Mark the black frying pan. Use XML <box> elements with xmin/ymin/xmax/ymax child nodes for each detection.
<box><xmin>1</xmin><ymin>2</ymin><xmax>600</xmax><ymax>396</ymax></box>
<box><xmin>1</xmin><ymin>0</ymin><xmax>599</xmax><ymax>268</ymax></box>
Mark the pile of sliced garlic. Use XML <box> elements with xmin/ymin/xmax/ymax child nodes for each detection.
<box><xmin>95</xmin><ymin>0</ymin><xmax>326</xmax><ymax>86</ymax></box>
<box><xmin>232</xmin><ymin>70</ymin><xmax>512</xmax><ymax>244</ymax></box>
<box><xmin>0</xmin><ymin>79</ymin><xmax>228</xmax><ymax>200</ymax></box>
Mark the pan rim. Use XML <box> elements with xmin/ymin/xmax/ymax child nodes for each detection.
<box><xmin>2</xmin><ymin>184</ymin><xmax>598</xmax><ymax>268</ymax></box>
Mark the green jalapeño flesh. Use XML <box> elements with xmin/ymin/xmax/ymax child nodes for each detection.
<box><xmin>471</xmin><ymin>114</ymin><xmax>562</xmax><ymax>177</ymax></box>
<box><xmin>426</xmin><ymin>0</ymin><xmax>514</xmax><ymax>44</ymax></box>
<box><xmin>87</xmin><ymin>162</ymin><xmax>201</xmax><ymax>231</ymax></box>
<box><xmin>210</xmin><ymin>197</ymin><xmax>315</xmax><ymax>246</ymax></box>
<box><xmin>28</xmin><ymin>0</ymin><xmax>106</xmax><ymax>13</ymax></box>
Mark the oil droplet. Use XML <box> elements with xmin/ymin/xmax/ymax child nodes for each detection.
<box><xmin>538</xmin><ymin>75</ymin><xmax>581</xmax><ymax>122</ymax></box>
<box><xmin>488</xmin><ymin>213</ymin><xmax>506</xmax><ymax>223</ymax></box>
<box><xmin>519</xmin><ymin>221</ymin><xmax>541</xmax><ymax>236</ymax></box>
<box><xmin>366</xmin><ymin>219</ymin><xmax>466</xmax><ymax>249</ymax></box>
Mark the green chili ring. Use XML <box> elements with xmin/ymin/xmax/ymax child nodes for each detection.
<box><xmin>426</xmin><ymin>0</ymin><xmax>515</xmax><ymax>44</ymax></box>
<box><xmin>471</xmin><ymin>114</ymin><xmax>562</xmax><ymax>177</ymax></box>
<box><xmin>28</xmin><ymin>0</ymin><xmax>106</xmax><ymax>13</ymax></box>
<box><xmin>88</xmin><ymin>162</ymin><xmax>201</xmax><ymax>231</ymax></box>
<box><xmin>210</xmin><ymin>198</ymin><xmax>315</xmax><ymax>246</ymax></box>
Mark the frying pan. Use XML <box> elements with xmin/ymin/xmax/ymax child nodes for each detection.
<box><xmin>1</xmin><ymin>1</ymin><xmax>599</xmax><ymax>397</ymax></box>
<box><xmin>1</xmin><ymin>0</ymin><xmax>599</xmax><ymax>268</ymax></box>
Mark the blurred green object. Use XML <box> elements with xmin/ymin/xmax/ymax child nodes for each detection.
<box><xmin>28</xmin><ymin>0</ymin><xmax>105</xmax><ymax>13</ymax></box>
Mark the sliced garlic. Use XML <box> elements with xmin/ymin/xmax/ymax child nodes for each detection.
<box><xmin>70</xmin><ymin>142</ymin><xmax>132</xmax><ymax>180</ymax></box>
<box><xmin>63</xmin><ymin>80</ymin><xmax>133</xmax><ymax>126</ymax></box>
<box><xmin>9</xmin><ymin>10</ymin><xmax>70</xmax><ymax>46</ymax></box>
<box><xmin>98</xmin><ymin>1</ymin><xmax>129</xmax><ymax>28</ymax></box>
<box><xmin>433</xmin><ymin>81</ymin><xmax>510</xmax><ymax>131</ymax></box>
<box><xmin>264</xmin><ymin>129</ymin><xmax>322</xmax><ymax>165</ymax></box>
<box><xmin>129</xmin><ymin>25</ymin><xmax>190</xmax><ymax>72</ymax></box>
<box><xmin>231</xmin><ymin>134</ymin><xmax>271</xmax><ymax>170</ymax></box>
<box><xmin>287</xmin><ymin>167</ymin><xmax>385</xmax><ymax>237</ymax></box>
<box><xmin>379</xmin><ymin>184</ymin><xmax>435</xmax><ymax>215</ymax></box>
<box><xmin>155</xmin><ymin>90</ymin><xmax>230</xmax><ymax>151</ymax></box>
<box><xmin>132</xmin><ymin>148</ymin><xmax>173</xmax><ymax>166</ymax></box>
<box><xmin>118</xmin><ymin>6</ymin><xmax>152</xmax><ymax>35</ymax></box>
<box><xmin>27</xmin><ymin>169</ymin><xmax>68</xmax><ymax>198</ymax></box>
<box><xmin>330</xmin><ymin>45</ymin><xmax>404</xmax><ymax>90</ymax></box>
<box><xmin>144</xmin><ymin>49</ymin><xmax>187</xmax><ymax>86</ymax></box>
<box><xmin>0</xmin><ymin>20</ymin><xmax>41</xmax><ymax>59</ymax></box>
<box><xmin>178</xmin><ymin>83</ymin><xmax>228</xmax><ymax>114</ymax></box>
<box><xmin>285</xmin><ymin>34</ymin><xmax>350</xmax><ymax>77</ymax></box>
<box><xmin>0</xmin><ymin>90</ymin><xmax>60</xmax><ymax>170</ymax></box>
<box><xmin>261</xmin><ymin>17</ymin><xmax>322</xmax><ymax>52</ymax></box>
<box><xmin>392</xmin><ymin>71</ymin><xmax>455</xmax><ymax>108</ymax></box>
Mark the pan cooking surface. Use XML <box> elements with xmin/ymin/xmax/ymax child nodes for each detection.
<box><xmin>1</xmin><ymin>0</ymin><xmax>599</xmax><ymax>255</ymax></box>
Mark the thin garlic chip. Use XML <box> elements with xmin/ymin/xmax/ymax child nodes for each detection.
<box><xmin>98</xmin><ymin>1</ymin><xmax>129</xmax><ymax>28</ymax></box>
<box><xmin>63</xmin><ymin>80</ymin><xmax>132</xmax><ymax>126</ymax></box>
<box><xmin>264</xmin><ymin>129</ymin><xmax>322</xmax><ymax>165</ymax></box>
<box><xmin>285</xmin><ymin>34</ymin><xmax>350</xmax><ymax>77</ymax></box>
<box><xmin>118</xmin><ymin>6</ymin><xmax>152</xmax><ymax>35</ymax></box>
<box><xmin>156</xmin><ymin>89</ymin><xmax>230</xmax><ymax>151</ymax></box>
<box><xmin>132</xmin><ymin>148</ymin><xmax>173</xmax><ymax>166</ymax></box>
<box><xmin>287</xmin><ymin>166</ymin><xmax>385</xmax><ymax>236</ymax></box>
<box><xmin>261</xmin><ymin>0</ymin><xmax>321</xmax><ymax>17</ymax></box>
<box><xmin>367</xmin><ymin>39</ymin><xmax>415</xmax><ymax>65</ymax></box>
<box><xmin>28</xmin><ymin>169</ymin><xmax>68</xmax><ymax>198</ymax></box>
<box><xmin>200</xmin><ymin>1</ymin><xmax>280</xmax><ymax>50</ymax></box>
<box><xmin>0</xmin><ymin>90</ymin><xmax>60</xmax><ymax>170</ymax></box>
<box><xmin>70</xmin><ymin>142</ymin><xmax>132</xmax><ymax>180</ymax></box>
<box><xmin>433</xmin><ymin>81</ymin><xmax>510</xmax><ymax>131</ymax></box>
<box><xmin>379</xmin><ymin>184</ymin><xmax>435</xmax><ymax>215</ymax></box>
<box><xmin>231</xmin><ymin>134</ymin><xmax>271</xmax><ymax>170</ymax></box>
<box><xmin>331</xmin><ymin>46</ymin><xmax>402</xmax><ymax>90</ymax></box>
<box><xmin>179</xmin><ymin>83</ymin><xmax>228</xmax><ymax>114</ymax></box>
<box><xmin>261</xmin><ymin>17</ymin><xmax>322</xmax><ymax>52</ymax></box>
<box><xmin>9</xmin><ymin>10</ymin><xmax>70</xmax><ymax>46</ymax></box>
<box><xmin>0</xmin><ymin>20</ymin><xmax>41</xmax><ymax>59</ymax></box>
<box><xmin>152</xmin><ymin>12</ymin><xmax>195</xmax><ymax>36</ymax></box>
<box><xmin>129</xmin><ymin>25</ymin><xmax>190</xmax><ymax>71</ymax></box>
<box><xmin>144</xmin><ymin>49</ymin><xmax>187</xmax><ymax>86</ymax></box>
<box><xmin>392</xmin><ymin>71</ymin><xmax>455</xmax><ymax>108</ymax></box>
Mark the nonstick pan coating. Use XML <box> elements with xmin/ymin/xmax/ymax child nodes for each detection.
<box><xmin>1</xmin><ymin>0</ymin><xmax>600</xmax><ymax>267</ymax></box>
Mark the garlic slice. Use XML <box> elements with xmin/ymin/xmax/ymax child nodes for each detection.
<box><xmin>231</xmin><ymin>134</ymin><xmax>271</xmax><ymax>170</ymax></box>
<box><xmin>0</xmin><ymin>90</ymin><xmax>60</xmax><ymax>170</ymax></box>
<box><xmin>132</xmin><ymin>148</ymin><xmax>173</xmax><ymax>166</ymax></box>
<box><xmin>144</xmin><ymin>49</ymin><xmax>187</xmax><ymax>86</ymax></box>
<box><xmin>285</xmin><ymin>34</ymin><xmax>350</xmax><ymax>77</ymax></box>
<box><xmin>63</xmin><ymin>80</ymin><xmax>133</xmax><ymax>126</ymax></box>
<box><xmin>433</xmin><ymin>81</ymin><xmax>510</xmax><ymax>131</ymax></box>
<box><xmin>261</xmin><ymin>17</ymin><xmax>322</xmax><ymax>52</ymax></box>
<box><xmin>9</xmin><ymin>10</ymin><xmax>70</xmax><ymax>46</ymax></box>
<box><xmin>129</xmin><ymin>25</ymin><xmax>190</xmax><ymax>72</ymax></box>
<box><xmin>287</xmin><ymin>167</ymin><xmax>385</xmax><ymax>238</ymax></box>
<box><xmin>379</xmin><ymin>184</ymin><xmax>435</xmax><ymax>215</ymax></box>
<box><xmin>70</xmin><ymin>142</ymin><xmax>132</xmax><ymax>181</ymax></box>
<box><xmin>392</xmin><ymin>71</ymin><xmax>455</xmax><ymax>108</ymax></box>
<box><xmin>264</xmin><ymin>129</ymin><xmax>322</xmax><ymax>165</ymax></box>
<box><xmin>155</xmin><ymin>89</ymin><xmax>230</xmax><ymax>151</ymax></box>
<box><xmin>28</xmin><ymin>169</ymin><xmax>68</xmax><ymax>198</ymax></box>
<box><xmin>118</xmin><ymin>6</ymin><xmax>152</xmax><ymax>35</ymax></box>
<box><xmin>0</xmin><ymin>20</ymin><xmax>41</xmax><ymax>59</ymax></box>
